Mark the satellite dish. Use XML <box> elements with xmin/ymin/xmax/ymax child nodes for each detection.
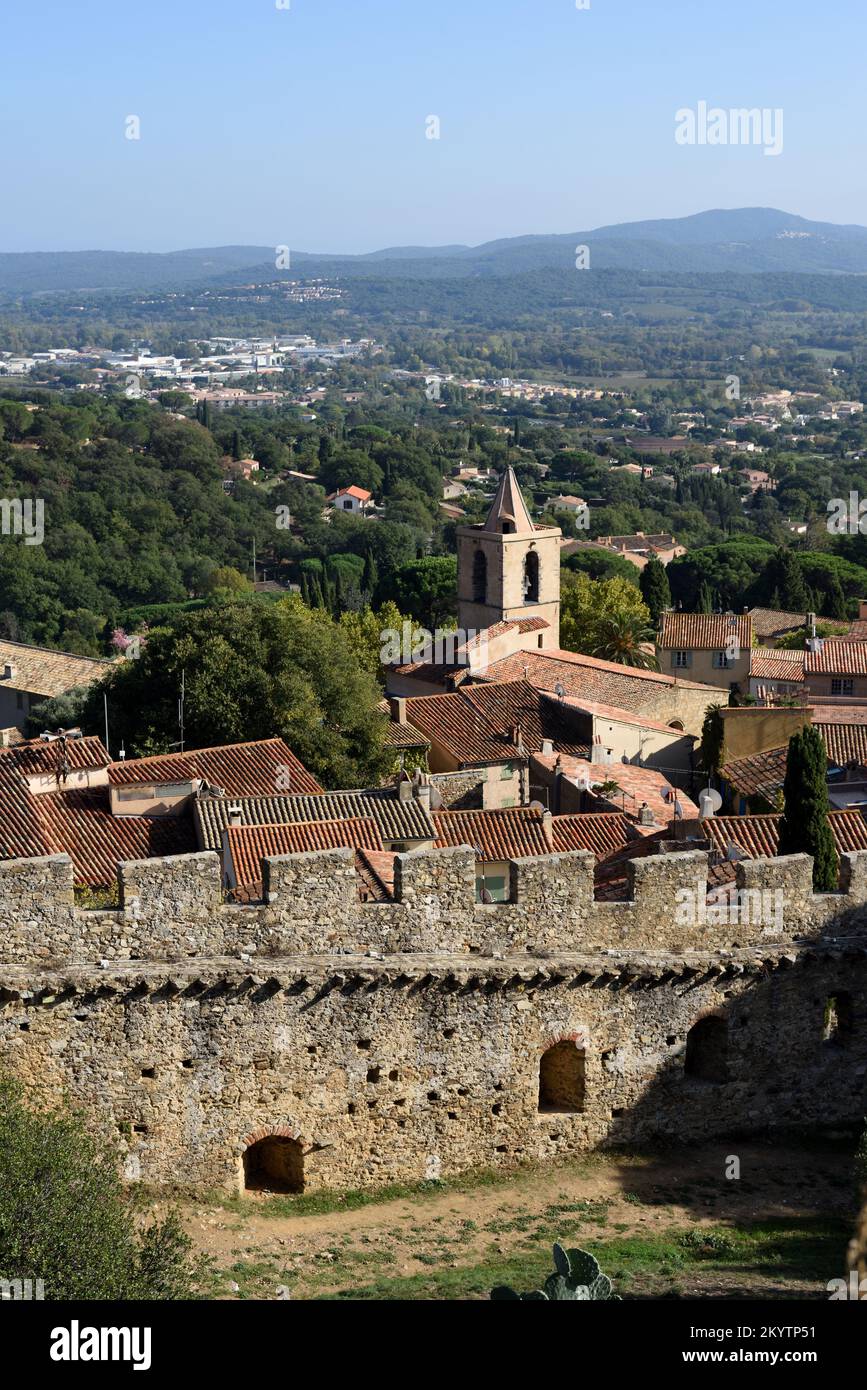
<box><xmin>698</xmin><ymin>787</ymin><xmax>723</xmax><ymax>813</ymax></box>
<box><xmin>529</xmin><ymin>800</ymin><xmax>545</xmax><ymax>814</ymax></box>
<box><xmin>726</xmin><ymin>844</ymin><xmax>745</xmax><ymax>862</ymax></box>
<box><xmin>554</xmin><ymin>682</ymin><xmax>566</xmax><ymax>700</ymax></box>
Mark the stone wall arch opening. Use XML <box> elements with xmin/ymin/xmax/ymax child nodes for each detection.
<box><xmin>684</xmin><ymin>1016</ymin><xmax>728</xmax><ymax>1084</ymax></box>
<box><xmin>538</xmin><ymin>1039</ymin><xmax>585</xmax><ymax>1113</ymax></box>
<box><xmin>242</xmin><ymin>1132</ymin><xmax>304</xmax><ymax>1194</ymax></box>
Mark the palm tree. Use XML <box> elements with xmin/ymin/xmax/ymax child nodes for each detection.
<box><xmin>591</xmin><ymin>612</ymin><xmax>660</xmax><ymax>670</ymax></box>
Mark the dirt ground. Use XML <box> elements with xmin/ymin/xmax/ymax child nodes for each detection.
<box><xmin>159</xmin><ymin>1137</ymin><xmax>857</xmax><ymax>1300</ymax></box>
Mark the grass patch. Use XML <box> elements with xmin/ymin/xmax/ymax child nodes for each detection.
<box><xmin>312</xmin><ymin>1216</ymin><xmax>850</xmax><ymax>1301</ymax></box>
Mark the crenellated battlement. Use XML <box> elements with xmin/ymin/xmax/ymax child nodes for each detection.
<box><xmin>2</xmin><ymin>843</ymin><xmax>867</xmax><ymax>1196</ymax></box>
<box><xmin>4</xmin><ymin>843</ymin><xmax>867</xmax><ymax>968</ymax></box>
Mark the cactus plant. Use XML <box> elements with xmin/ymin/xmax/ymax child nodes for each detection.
<box><xmin>491</xmin><ymin>1242</ymin><xmax>621</xmax><ymax>1300</ymax></box>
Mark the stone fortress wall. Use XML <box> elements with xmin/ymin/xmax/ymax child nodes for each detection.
<box><xmin>0</xmin><ymin>845</ymin><xmax>866</xmax><ymax>1193</ymax></box>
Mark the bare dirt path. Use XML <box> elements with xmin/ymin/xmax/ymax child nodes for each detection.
<box><xmin>159</xmin><ymin>1138</ymin><xmax>855</xmax><ymax>1300</ymax></box>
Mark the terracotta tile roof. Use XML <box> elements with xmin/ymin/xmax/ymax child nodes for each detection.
<box><xmin>747</xmin><ymin>607</ymin><xmax>808</xmax><ymax>641</ymax></box>
<box><xmin>328</xmin><ymin>485</ymin><xmax>371</xmax><ymax>502</ymax></box>
<box><xmin>380</xmin><ymin>720</ymin><xmax>432</xmax><ymax>750</ymax></box>
<box><xmin>549</xmin><ymin>812</ymin><xmax>635</xmax><ymax>860</ymax></box>
<box><xmin>0</xmin><ymin>734</ymin><xmax>109</xmax><ymax>779</ymax></box>
<box><xmin>705</xmin><ymin>810</ymin><xmax>867</xmax><ymax>861</ymax></box>
<box><xmin>805</xmin><ymin>641</ymin><xmax>867</xmax><ymax>676</ymax></box>
<box><xmin>106</xmin><ymin>739</ymin><xmax>323</xmax><ymax>796</ymax></box>
<box><xmin>432</xmin><ymin>806</ymin><xmax>633</xmax><ymax>863</ymax></box>
<box><xmin>224</xmin><ymin>816</ymin><xmax>383</xmax><ymax>889</ymax></box>
<box><xmin>749</xmin><ymin>647</ymin><xmax>805</xmax><ymax>682</ymax></box>
<box><xmin>34</xmin><ymin>789</ymin><xmax>196</xmax><ymax>886</ymax></box>
<box><xmin>658</xmin><ymin>612</ymin><xmax>752</xmax><ymax>651</ymax></box>
<box><xmin>433</xmin><ymin>806</ymin><xmax>548</xmax><ymax>860</ymax></box>
<box><xmin>476</xmin><ymin>648</ymin><xmax>719</xmax><ymax>706</ymax></box>
<box><xmin>355</xmin><ymin>848</ymin><xmax>397</xmax><ymax>902</ymax></box>
<box><xmin>0</xmin><ymin>640</ymin><xmax>110</xmax><ymax>699</ymax></box>
<box><xmin>404</xmin><ymin>680</ymin><xmax>589</xmax><ymax>766</ymax></box>
<box><xmin>815</xmin><ymin>723</ymin><xmax>867</xmax><ymax>768</ymax></box>
<box><xmin>194</xmin><ymin>788</ymin><xmax>435</xmax><ymax>851</ymax></box>
<box><xmin>720</xmin><ymin>745</ymin><xmax>788</xmax><ymax>801</ymax></box>
<box><xmin>842</xmin><ymin>621</ymin><xmax>867</xmax><ymax>641</ymax></box>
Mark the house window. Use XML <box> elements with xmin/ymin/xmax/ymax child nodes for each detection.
<box><xmin>500</xmin><ymin>762</ymin><xmax>514</xmax><ymax>780</ymax></box>
<box><xmin>831</xmin><ymin>679</ymin><xmax>854</xmax><ymax>696</ymax></box>
<box><xmin>472</xmin><ymin>550</ymin><xmax>487</xmax><ymax>605</ymax></box>
<box><xmin>685</xmin><ymin>1017</ymin><xmax>728</xmax><ymax>1083</ymax></box>
<box><xmin>476</xmin><ymin>874</ymin><xmax>507</xmax><ymax>903</ymax></box>
<box><xmin>712</xmin><ymin>651</ymin><xmax>732</xmax><ymax>669</ymax></box>
<box><xmin>538</xmin><ymin>1041</ymin><xmax>585</xmax><ymax>1113</ymax></box>
<box><xmin>672</xmin><ymin>651</ymin><xmax>691</xmax><ymax>669</ymax></box>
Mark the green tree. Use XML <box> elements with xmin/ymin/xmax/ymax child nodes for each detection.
<box><xmin>80</xmin><ymin>598</ymin><xmax>389</xmax><ymax>788</ymax></box>
<box><xmin>391</xmin><ymin>557</ymin><xmax>457</xmax><ymax>628</ymax></box>
<box><xmin>699</xmin><ymin>704</ymin><xmax>725</xmax><ymax>774</ymax></box>
<box><xmin>560</xmin><ymin>572</ymin><xmax>654</xmax><ymax>663</ymax></box>
<box><xmin>0</xmin><ymin>1076</ymin><xmax>196</xmax><ymax>1300</ymax></box>
<box><xmin>777</xmin><ymin>726</ymin><xmax>838</xmax><ymax>890</ymax></box>
<box><xmin>639</xmin><ymin>556</ymin><xmax>671</xmax><ymax>624</ymax></box>
<box><xmin>590</xmin><ymin>610</ymin><xmax>659</xmax><ymax>669</ymax></box>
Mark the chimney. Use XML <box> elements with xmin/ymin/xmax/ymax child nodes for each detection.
<box><xmin>415</xmin><ymin>783</ymin><xmax>432</xmax><ymax>813</ymax></box>
<box><xmin>389</xmin><ymin>696</ymin><xmax>407</xmax><ymax>725</ymax></box>
<box><xmin>638</xmin><ymin>802</ymin><xmax>654</xmax><ymax>827</ymax></box>
<box><xmin>397</xmin><ymin>774</ymin><xmax>412</xmax><ymax>802</ymax></box>
<box><xmin>228</xmin><ymin>804</ymin><xmax>242</xmax><ymax>828</ymax></box>
<box><xmin>540</xmin><ymin>738</ymin><xmax>554</xmax><ymax>756</ymax></box>
<box><xmin>541</xmin><ymin>809</ymin><xmax>554</xmax><ymax>849</ymax></box>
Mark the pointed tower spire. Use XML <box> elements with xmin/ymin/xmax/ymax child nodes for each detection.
<box><xmin>483</xmin><ymin>467</ymin><xmax>534</xmax><ymax>535</ymax></box>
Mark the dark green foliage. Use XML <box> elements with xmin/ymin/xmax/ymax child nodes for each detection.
<box><xmin>491</xmin><ymin>1242</ymin><xmax>621</xmax><ymax>1301</ymax></box>
<box><xmin>777</xmin><ymin>727</ymin><xmax>838</xmax><ymax>890</ymax></box>
<box><xmin>78</xmin><ymin>597</ymin><xmax>389</xmax><ymax>788</ymax></box>
<box><xmin>639</xmin><ymin>555</ymin><xmax>671</xmax><ymax>624</ymax></box>
<box><xmin>0</xmin><ymin>1076</ymin><xmax>197</xmax><ymax>1300</ymax></box>
<box><xmin>699</xmin><ymin>704</ymin><xmax>725</xmax><ymax>775</ymax></box>
<box><xmin>391</xmin><ymin>556</ymin><xmax>457</xmax><ymax>628</ymax></box>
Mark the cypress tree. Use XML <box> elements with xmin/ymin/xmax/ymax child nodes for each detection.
<box><xmin>362</xmin><ymin>550</ymin><xmax>379</xmax><ymax>601</ymax></box>
<box><xmin>697</xmin><ymin>579</ymin><xmax>713</xmax><ymax>614</ymax></box>
<box><xmin>231</xmin><ymin>429</ymin><xmax>243</xmax><ymax>461</ymax></box>
<box><xmin>777</xmin><ymin>726</ymin><xmax>838</xmax><ymax>889</ymax></box>
<box><xmin>639</xmin><ymin>556</ymin><xmax>671</xmax><ymax>624</ymax></box>
<box><xmin>823</xmin><ymin>572</ymin><xmax>847</xmax><ymax>622</ymax></box>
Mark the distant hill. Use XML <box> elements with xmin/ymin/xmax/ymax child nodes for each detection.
<box><xmin>5</xmin><ymin>209</ymin><xmax>867</xmax><ymax>293</ymax></box>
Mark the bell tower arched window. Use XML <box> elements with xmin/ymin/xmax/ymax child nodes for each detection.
<box><xmin>523</xmin><ymin>550</ymin><xmax>540</xmax><ymax>604</ymax></box>
<box><xmin>472</xmin><ymin>550</ymin><xmax>487</xmax><ymax>605</ymax></box>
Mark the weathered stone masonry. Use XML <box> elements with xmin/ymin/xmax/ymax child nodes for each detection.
<box><xmin>0</xmin><ymin>845</ymin><xmax>866</xmax><ymax>1192</ymax></box>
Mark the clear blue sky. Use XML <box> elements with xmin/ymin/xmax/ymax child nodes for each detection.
<box><xmin>2</xmin><ymin>0</ymin><xmax>864</xmax><ymax>253</ymax></box>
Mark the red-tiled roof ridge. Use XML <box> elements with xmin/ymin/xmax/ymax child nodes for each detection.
<box><xmin>106</xmin><ymin>738</ymin><xmax>323</xmax><ymax>796</ymax></box>
<box><xmin>224</xmin><ymin>816</ymin><xmax>383</xmax><ymax>890</ymax></box>
<box><xmin>658</xmin><ymin>612</ymin><xmax>752</xmax><ymax>651</ymax></box>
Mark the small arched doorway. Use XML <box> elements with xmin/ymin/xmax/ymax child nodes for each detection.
<box><xmin>538</xmin><ymin>1040</ymin><xmax>585</xmax><ymax>1113</ymax></box>
<box><xmin>243</xmin><ymin>1135</ymin><xmax>305</xmax><ymax>1193</ymax></box>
